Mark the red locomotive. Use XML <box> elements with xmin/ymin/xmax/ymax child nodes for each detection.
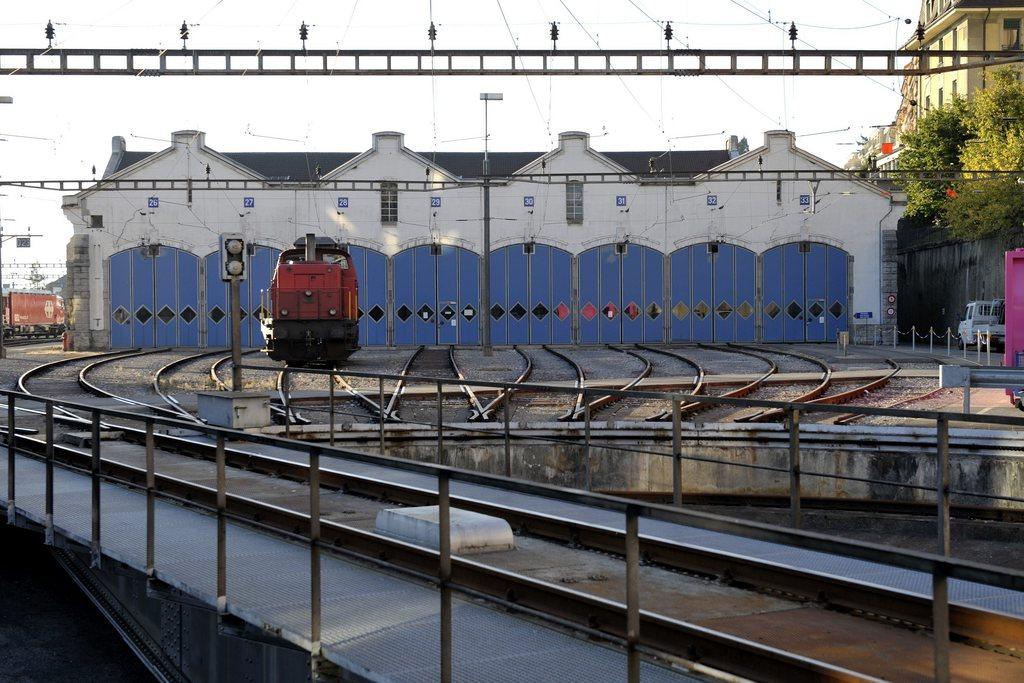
<box><xmin>264</xmin><ymin>236</ymin><xmax>360</xmax><ymax>365</ymax></box>
<box><xmin>2</xmin><ymin>290</ymin><xmax>66</xmax><ymax>338</ymax></box>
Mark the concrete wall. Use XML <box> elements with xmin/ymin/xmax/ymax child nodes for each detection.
<box><xmin>62</xmin><ymin>129</ymin><xmax>904</xmax><ymax>348</ymax></box>
<box><xmin>897</xmin><ymin>219</ymin><xmax>1023</xmax><ymax>333</ymax></box>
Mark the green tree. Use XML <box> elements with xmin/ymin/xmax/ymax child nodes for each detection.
<box><xmin>737</xmin><ymin>137</ymin><xmax>749</xmax><ymax>154</ymax></box>
<box><xmin>897</xmin><ymin>97</ymin><xmax>972</xmax><ymax>221</ymax></box>
<box><xmin>943</xmin><ymin>68</ymin><xmax>1024</xmax><ymax>239</ymax></box>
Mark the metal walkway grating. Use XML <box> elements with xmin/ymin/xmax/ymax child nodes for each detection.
<box><xmin>0</xmin><ymin>448</ymin><xmax>698</xmax><ymax>682</ymax></box>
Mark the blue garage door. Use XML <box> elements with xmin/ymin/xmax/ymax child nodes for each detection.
<box><xmin>489</xmin><ymin>243</ymin><xmax>572</xmax><ymax>345</ymax></box>
<box><xmin>669</xmin><ymin>243</ymin><xmax>756</xmax><ymax>342</ymax></box>
<box><xmin>345</xmin><ymin>245</ymin><xmax>388</xmax><ymax>346</ymax></box>
<box><xmin>205</xmin><ymin>245</ymin><xmax>280</xmax><ymax>347</ymax></box>
<box><xmin>108</xmin><ymin>246</ymin><xmax>200</xmax><ymax>348</ymax></box>
<box><xmin>578</xmin><ymin>244</ymin><xmax>664</xmax><ymax>344</ymax></box>
<box><xmin>762</xmin><ymin>242</ymin><xmax>849</xmax><ymax>342</ymax></box>
<box><xmin>393</xmin><ymin>245</ymin><xmax>479</xmax><ymax>345</ymax></box>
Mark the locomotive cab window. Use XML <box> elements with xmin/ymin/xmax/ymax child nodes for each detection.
<box><xmin>325</xmin><ymin>254</ymin><xmax>349</xmax><ymax>268</ymax></box>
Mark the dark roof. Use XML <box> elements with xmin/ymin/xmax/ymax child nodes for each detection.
<box><xmin>110</xmin><ymin>147</ymin><xmax>730</xmax><ymax>180</ymax></box>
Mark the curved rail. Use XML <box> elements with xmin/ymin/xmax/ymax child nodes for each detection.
<box><xmin>541</xmin><ymin>345</ymin><xmax>586</xmax><ymax>420</ymax></box>
<box><xmin>17</xmin><ymin>348</ymin><xmax>145</xmax><ymax>424</ymax></box>
<box><xmin>152</xmin><ymin>349</ymin><xmax>230</xmax><ymax>420</ymax></box>
<box><xmin>561</xmin><ymin>346</ymin><xmax>653</xmax><ymax>421</ymax></box>
<box><xmin>447</xmin><ymin>346</ymin><xmax>488</xmax><ymax>421</ymax></box>
<box><xmin>637</xmin><ymin>345</ymin><xmax>706</xmax><ymax>422</ymax></box>
<box><xmin>834</xmin><ymin>359</ymin><xmax>944</xmax><ymax>425</ymax></box>
<box><xmin>211</xmin><ymin>350</ymin><xmax>309</xmax><ymax>425</ymax></box>
<box><xmin>382</xmin><ymin>345</ymin><xmax>425</xmax><ymax>421</ymax></box>
<box><xmin>471</xmin><ymin>346</ymin><xmax>533</xmax><ymax>421</ymax></box>
<box><xmin>77</xmin><ymin>347</ymin><xmax>193</xmax><ymax>421</ymax></box>
<box><xmin>3</xmin><ymin>336</ymin><xmax>63</xmax><ymax>348</ymax></box>
<box><xmin>731</xmin><ymin>344</ymin><xmax>832</xmax><ymax>423</ymax></box>
<box><xmin>656</xmin><ymin>343</ymin><xmax>779</xmax><ymax>422</ymax></box>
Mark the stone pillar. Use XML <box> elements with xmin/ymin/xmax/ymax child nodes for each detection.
<box><xmin>65</xmin><ymin>234</ymin><xmax>94</xmax><ymax>350</ymax></box>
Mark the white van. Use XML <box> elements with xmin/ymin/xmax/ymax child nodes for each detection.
<box><xmin>957</xmin><ymin>299</ymin><xmax>1005</xmax><ymax>349</ymax></box>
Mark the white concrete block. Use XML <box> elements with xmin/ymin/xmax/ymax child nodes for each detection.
<box><xmin>374</xmin><ymin>506</ymin><xmax>515</xmax><ymax>555</ymax></box>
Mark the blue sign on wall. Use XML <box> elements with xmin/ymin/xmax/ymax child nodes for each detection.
<box><xmin>706</xmin><ymin>195</ymin><xmax>718</xmax><ymax>206</ymax></box>
<box><xmin>523</xmin><ymin>196</ymin><xmax>535</xmax><ymax>207</ymax></box>
<box><xmin>337</xmin><ymin>197</ymin><xmax>349</xmax><ymax>208</ymax></box>
<box><xmin>616</xmin><ymin>195</ymin><xmax>627</xmax><ymax>207</ymax></box>
<box><xmin>431</xmin><ymin>196</ymin><xmax>441</xmax><ymax>208</ymax></box>
<box><xmin>147</xmin><ymin>197</ymin><xmax>159</xmax><ymax>209</ymax></box>
<box><xmin>243</xmin><ymin>197</ymin><xmax>255</xmax><ymax>208</ymax></box>
<box><xmin>854</xmin><ymin>311</ymin><xmax>873</xmax><ymax>319</ymax></box>
<box><xmin>799</xmin><ymin>194</ymin><xmax>811</xmax><ymax>206</ymax></box>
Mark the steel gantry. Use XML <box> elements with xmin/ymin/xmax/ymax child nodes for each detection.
<box><xmin>3</xmin><ymin>169</ymin><xmax>1021</xmax><ymax>195</ymax></box>
<box><xmin>0</xmin><ymin>47</ymin><xmax>1022</xmax><ymax>77</ymax></box>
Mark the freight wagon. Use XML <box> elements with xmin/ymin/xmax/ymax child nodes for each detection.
<box><xmin>2</xmin><ymin>290</ymin><xmax>66</xmax><ymax>338</ymax></box>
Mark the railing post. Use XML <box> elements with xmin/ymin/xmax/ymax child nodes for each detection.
<box><xmin>328</xmin><ymin>371</ymin><xmax>335</xmax><ymax>447</ymax></box>
<box><xmin>283</xmin><ymin>370</ymin><xmax>292</xmax><ymax>439</ymax></box>
<box><xmin>215</xmin><ymin>433</ymin><xmax>227</xmax><ymax>614</ymax></box>
<box><xmin>933</xmin><ymin>565</ymin><xmax>951</xmax><ymax>683</ymax></box>
<box><xmin>436</xmin><ymin>379</ymin><xmax>444</xmax><ymax>466</ymax></box>
<box><xmin>929</xmin><ymin>327</ymin><xmax>934</xmax><ymax>354</ymax></box>
<box><xmin>976</xmin><ymin>331</ymin><xmax>981</xmax><ymax>364</ymax></box>
<box><xmin>893</xmin><ymin>325</ymin><xmax>897</xmax><ymax>349</ymax></box>
<box><xmin>378</xmin><ymin>376</ymin><xmax>386</xmax><ymax>454</ymax></box>
<box><xmin>583</xmin><ymin>394</ymin><xmax>592</xmax><ymax>491</ymax></box>
<box><xmin>962</xmin><ymin>330</ymin><xmax>967</xmax><ymax>359</ymax></box>
<box><xmin>986</xmin><ymin>331</ymin><xmax>992</xmax><ymax>366</ymax></box>
<box><xmin>911</xmin><ymin>325</ymin><xmax>916</xmax><ymax>351</ymax></box>
<box><xmin>438</xmin><ymin>469</ymin><xmax>452</xmax><ymax>683</ymax></box>
<box><xmin>44</xmin><ymin>402</ymin><xmax>53</xmax><ymax>546</ymax></box>
<box><xmin>962</xmin><ymin>374</ymin><xmax>971</xmax><ymax>414</ymax></box>
<box><xmin>625</xmin><ymin>504</ymin><xmax>640</xmax><ymax>683</ymax></box>
<box><xmin>936</xmin><ymin>416</ymin><xmax>950</xmax><ymax>556</ymax></box>
<box><xmin>503</xmin><ymin>390</ymin><xmax>512</xmax><ymax>478</ymax></box>
<box><xmin>6</xmin><ymin>394</ymin><xmax>15</xmax><ymax>525</ymax></box>
<box><xmin>90</xmin><ymin>409</ymin><xmax>102</xmax><ymax>568</ymax></box>
<box><xmin>309</xmin><ymin>446</ymin><xmax>323</xmax><ymax>668</ymax></box>
<box><xmin>788</xmin><ymin>407</ymin><xmax>802</xmax><ymax>529</ymax></box>
<box><xmin>145</xmin><ymin>420</ymin><xmax>156</xmax><ymax>578</ymax></box>
<box><xmin>947</xmin><ymin>328</ymin><xmax>951</xmax><ymax>357</ymax></box>
<box><xmin>672</xmin><ymin>398</ymin><xmax>682</xmax><ymax>507</ymax></box>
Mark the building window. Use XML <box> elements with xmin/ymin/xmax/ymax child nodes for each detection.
<box><xmin>938</xmin><ymin>87</ymin><xmax>944</xmax><ymax>108</ymax></box>
<box><xmin>566</xmin><ymin>181</ymin><xmax>583</xmax><ymax>224</ymax></box>
<box><xmin>925</xmin><ymin>95</ymin><xmax>931</xmax><ymax>111</ymax></box>
<box><xmin>1004</xmin><ymin>19</ymin><xmax>1021</xmax><ymax>50</ymax></box>
<box><xmin>90</xmin><ymin>215</ymin><xmax>103</xmax><ymax>229</ymax></box>
<box><xmin>380</xmin><ymin>181</ymin><xmax>398</xmax><ymax>224</ymax></box>
<box><xmin>952</xmin><ymin>79</ymin><xmax>958</xmax><ymax>97</ymax></box>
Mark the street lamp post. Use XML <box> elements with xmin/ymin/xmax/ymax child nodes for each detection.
<box><xmin>479</xmin><ymin>92</ymin><xmax>502</xmax><ymax>357</ymax></box>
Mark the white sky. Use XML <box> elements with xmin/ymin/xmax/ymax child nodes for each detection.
<box><xmin>0</xmin><ymin>0</ymin><xmax>921</xmax><ymax>285</ymax></box>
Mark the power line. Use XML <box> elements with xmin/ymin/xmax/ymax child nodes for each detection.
<box><xmin>495</xmin><ymin>0</ymin><xmax>551</xmax><ymax>143</ymax></box>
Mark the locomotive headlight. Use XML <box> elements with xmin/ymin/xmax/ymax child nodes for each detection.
<box><xmin>329</xmin><ymin>308</ymin><xmax>337</xmax><ymax>316</ymax></box>
<box><xmin>304</xmin><ymin>290</ymin><xmax>313</xmax><ymax>297</ymax></box>
<box><xmin>280</xmin><ymin>309</ymin><xmax>288</xmax><ymax>316</ymax></box>
<box><xmin>226</xmin><ymin>261</ymin><xmax>244</xmax><ymax>276</ymax></box>
<box><xmin>225</xmin><ymin>239</ymin><xmax>244</xmax><ymax>255</ymax></box>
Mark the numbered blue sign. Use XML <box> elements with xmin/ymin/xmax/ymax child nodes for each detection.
<box><xmin>337</xmin><ymin>197</ymin><xmax>349</xmax><ymax>208</ymax></box>
<box><xmin>523</xmin><ymin>196</ymin><xmax>535</xmax><ymax>207</ymax></box>
<box><xmin>799</xmin><ymin>194</ymin><xmax>811</xmax><ymax>206</ymax></box>
<box><xmin>616</xmin><ymin>195</ymin><xmax>627</xmax><ymax>207</ymax></box>
<box><xmin>706</xmin><ymin>195</ymin><xmax>718</xmax><ymax>206</ymax></box>
<box><xmin>243</xmin><ymin>197</ymin><xmax>255</xmax><ymax>208</ymax></box>
<box><xmin>430</xmin><ymin>196</ymin><xmax>441</xmax><ymax>208</ymax></box>
<box><xmin>147</xmin><ymin>197</ymin><xmax>159</xmax><ymax>209</ymax></box>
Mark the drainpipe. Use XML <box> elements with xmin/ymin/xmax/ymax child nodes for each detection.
<box><xmin>879</xmin><ymin>201</ymin><xmax>896</xmax><ymax>331</ymax></box>
<box><xmin>982</xmin><ymin>8</ymin><xmax>991</xmax><ymax>89</ymax></box>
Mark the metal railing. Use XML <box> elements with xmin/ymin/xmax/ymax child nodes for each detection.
<box><xmin>254</xmin><ymin>362</ymin><xmax>1024</xmax><ymax>533</ymax></box>
<box><xmin>5</xmin><ymin>387</ymin><xmax>1024</xmax><ymax>681</ymax></box>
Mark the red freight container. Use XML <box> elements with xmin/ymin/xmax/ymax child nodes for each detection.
<box><xmin>2</xmin><ymin>290</ymin><xmax>66</xmax><ymax>337</ymax></box>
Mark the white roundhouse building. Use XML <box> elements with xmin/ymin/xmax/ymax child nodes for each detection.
<box><xmin>62</xmin><ymin>129</ymin><xmax>904</xmax><ymax>350</ymax></box>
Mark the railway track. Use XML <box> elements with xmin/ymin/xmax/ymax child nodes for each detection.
<box><xmin>6</xmin><ymin>406</ymin><xmax>1023</xmax><ymax>681</ymax></box>
<box><xmin>2</xmin><ymin>336</ymin><xmax>62</xmax><ymax>348</ymax></box>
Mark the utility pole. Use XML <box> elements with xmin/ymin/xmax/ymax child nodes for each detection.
<box><xmin>479</xmin><ymin>92</ymin><xmax>502</xmax><ymax>357</ymax></box>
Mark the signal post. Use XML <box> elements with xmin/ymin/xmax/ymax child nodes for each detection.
<box><xmin>220</xmin><ymin>233</ymin><xmax>248</xmax><ymax>391</ymax></box>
